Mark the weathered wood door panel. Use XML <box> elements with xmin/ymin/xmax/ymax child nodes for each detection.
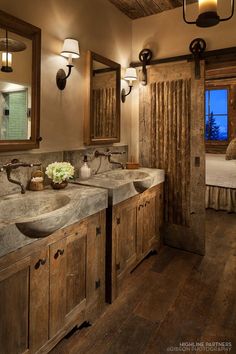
<box><xmin>139</xmin><ymin>62</ymin><xmax>205</xmax><ymax>255</ymax></box>
<box><xmin>115</xmin><ymin>199</ymin><xmax>137</xmax><ymax>277</ymax></box>
<box><xmin>86</xmin><ymin>212</ymin><xmax>105</xmax><ymax>307</ymax></box>
<box><xmin>142</xmin><ymin>192</ymin><xmax>157</xmax><ymax>254</ymax></box>
<box><xmin>49</xmin><ymin>238</ymin><xmax>67</xmax><ymax>338</ymax></box>
<box><xmin>66</xmin><ymin>229</ymin><xmax>86</xmax><ymax>317</ymax></box>
<box><xmin>0</xmin><ymin>258</ymin><xmax>30</xmax><ymax>354</ymax></box>
<box><xmin>30</xmin><ymin>248</ymin><xmax>49</xmax><ymax>353</ymax></box>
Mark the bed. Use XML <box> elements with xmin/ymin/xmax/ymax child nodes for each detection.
<box><xmin>206</xmin><ymin>154</ymin><xmax>236</xmax><ymax>212</ymax></box>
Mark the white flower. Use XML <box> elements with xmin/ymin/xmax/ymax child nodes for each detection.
<box><xmin>45</xmin><ymin>162</ymin><xmax>75</xmax><ymax>184</ymax></box>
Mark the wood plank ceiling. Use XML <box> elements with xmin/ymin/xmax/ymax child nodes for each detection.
<box><xmin>108</xmin><ymin>0</ymin><xmax>197</xmax><ymax>20</ymax></box>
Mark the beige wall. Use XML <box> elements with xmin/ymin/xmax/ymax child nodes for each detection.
<box><xmin>0</xmin><ymin>0</ymin><xmax>132</xmax><ymax>153</ymax></box>
<box><xmin>130</xmin><ymin>0</ymin><xmax>236</xmax><ymax>161</ymax></box>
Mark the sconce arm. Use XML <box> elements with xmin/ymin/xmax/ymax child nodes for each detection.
<box><xmin>61</xmin><ymin>64</ymin><xmax>73</xmax><ymax>81</ymax></box>
<box><xmin>121</xmin><ymin>85</ymin><xmax>133</xmax><ymax>103</ymax></box>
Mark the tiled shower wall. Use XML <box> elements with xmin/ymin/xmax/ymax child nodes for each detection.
<box><xmin>0</xmin><ymin>145</ymin><xmax>128</xmax><ymax>197</ymax></box>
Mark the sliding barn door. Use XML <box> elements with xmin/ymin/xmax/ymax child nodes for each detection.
<box><xmin>139</xmin><ymin>61</ymin><xmax>205</xmax><ymax>255</ymax></box>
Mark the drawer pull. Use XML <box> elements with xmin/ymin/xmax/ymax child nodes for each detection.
<box><xmin>96</xmin><ymin>226</ymin><xmax>101</xmax><ymax>236</ymax></box>
<box><xmin>54</xmin><ymin>249</ymin><xmax>65</xmax><ymax>259</ymax></box>
<box><xmin>116</xmin><ymin>217</ymin><xmax>120</xmax><ymax>225</ymax></box>
<box><xmin>138</xmin><ymin>204</ymin><xmax>144</xmax><ymax>210</ymax></box>
<box><xmin>35</xmin><ymin>258</ymin><xmax>46</xmax><ymax>269</ymax></box>
<box><xmin>145</xmin><ymin>201</ymin><xmax>150</xmax><ymax>207</ymax></box>
<box><xmin>116</xmin><ymin>262</ymin><xmax>121</xmax><ymax>271</ymax></box>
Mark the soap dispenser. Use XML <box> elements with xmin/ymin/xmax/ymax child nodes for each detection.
<box><xmin>79</xmin><ymin>155</ymin><xmax>91</xmax><ymax>180</ymax></box>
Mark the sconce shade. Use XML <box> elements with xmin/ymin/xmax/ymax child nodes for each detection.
<box><xmin>61</xmin><ymin>38</ymin><xmax>80</xmax><ymax>59</ymax></box>
<box><xmin>124</xmin><ymin>67</ymin><xmax>137</xmax><ymax>81</ymax></box>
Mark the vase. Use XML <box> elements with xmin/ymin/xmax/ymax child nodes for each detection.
<box><xmin>51</xmin><ymin>180</ymin><xmax>68</xmax><ymax>190</ymax></box>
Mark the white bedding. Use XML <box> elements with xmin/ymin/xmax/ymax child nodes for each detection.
<box><xmin>206</xmin><ymin>154</ymin><xmax>236</xmax><ymax>188</ymax></box>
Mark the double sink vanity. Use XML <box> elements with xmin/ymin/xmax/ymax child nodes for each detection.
<box><xmin>0</xmin><ymin>166</ymin><xmax>164</xmax><ymax>354</ymax></box>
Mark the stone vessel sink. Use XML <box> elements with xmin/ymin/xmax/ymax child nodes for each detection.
<box><xmin>101</xmin><ymin>170</ymin><xmax>153</xmax><ymax>192</ymax></box>
<box><xmin>77</xmin><ymin>168</ymin><xmax>165</xmax><ymax>206</ymax></box>
<box><xmin>0</xmin><ymin>193</ymin><xmax>72</xmax><ymax>238</ymax></box>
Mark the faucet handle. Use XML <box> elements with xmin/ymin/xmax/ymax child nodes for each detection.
<box><xmin>11</xmin><ymin>158</ymin><xmax>20</xmax><ymax>164</ymax></box>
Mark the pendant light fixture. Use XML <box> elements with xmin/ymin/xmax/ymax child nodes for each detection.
<box><xmin>0</xmin><ymin>28</ymin><xmax>26</xmax><ymax>73</ymax></box>
<box><xmin>1</xmin><ymin>29</ymin><xmax>12</xmax><ymax>72</ymax></box>
<box><xmin>183</xmin><ymin>0</ymin><xmax>235</xmax><ymax>27</ymax></box>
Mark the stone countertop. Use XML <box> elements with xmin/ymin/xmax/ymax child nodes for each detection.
<box><xmin>0</xmin><ymin>184</ymin><xmax>108</xmax><ymax>259</ymax></box>
<box><xmin>75</xmin><ymin>168</ymin><xmax>165</xmax><ymax>206</ymax></box>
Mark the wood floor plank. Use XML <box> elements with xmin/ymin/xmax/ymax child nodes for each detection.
<box><xmin>135</xmin><ymin>251</ymin><xmax>202</xmax><ymax>324</ymax></box>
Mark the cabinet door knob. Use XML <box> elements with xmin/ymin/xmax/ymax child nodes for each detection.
<box><xmin>96</xmin><ymin>226</ymin><xmax>101</xmax><ymax>236</ymax></box>
<box><xmin>116</xmin><ymin>217</ymin><xmax>120</xmax><ymax>225</ymax></box>
<box><xmin>35</xmin><ymin>258</ymin><xmax>46</xmax><ymax>269</ymax></box>
<box><xmin>116</xmin><ymin>262</ymin><xmax>121</xmax><ymax>271</ymax></box>
<box><xmin>138</xmin><ymin>204</ymin><xmax>144</xmax><ymax>210</ymax></box>
<box><xmin>54</xmin><ymin>249</ymin><xmax>65</xmax><ymax>259</ymax></box>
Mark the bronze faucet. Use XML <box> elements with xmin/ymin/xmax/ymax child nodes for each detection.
<box><xmin>1</xmin><ymin>159</ymin><xmax>41</xmax><ymax>194</ymax></box>
<box><xmin>94</xmin><ymin>150</ymin><xmax>126</xmax><ymax>169</ymax></box>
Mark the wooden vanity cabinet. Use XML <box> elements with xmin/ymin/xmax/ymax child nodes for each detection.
<box><xmin>108</xmin><ymin>183</ymin><xmax>163</xmax><ymax>302</ymax></box>
<box><xmin>0</xmin><ymin>210</ymin><xmax>105</xmax><ymax>354</ymax></box>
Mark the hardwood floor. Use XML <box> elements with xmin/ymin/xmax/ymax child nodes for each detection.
<box><xmin>50</xmin><ymin>210</ymin><xmax>236</xmax><ymax>354</ymax></box>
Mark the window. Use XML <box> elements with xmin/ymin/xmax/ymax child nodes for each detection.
<box><xmin>205</xmin><ymin>89</ymin><xmax>228</xmax><ymax>142</ymax></box>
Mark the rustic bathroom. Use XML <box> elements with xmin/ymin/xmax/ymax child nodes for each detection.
<box><xmin>0</xmin><ymin>0</ymin><xmax>235</xmax><ymax>353</ymax></box>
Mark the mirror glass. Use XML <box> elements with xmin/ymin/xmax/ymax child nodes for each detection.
<box><xmin>0</xmin><ymin>30</ymin><xmax>32</xmax><ymax>140</ymax></box>
<box><xmin>0</xmin><ymin>10</ymin><xmax>41</xmax><ymax>152</ymax></box>
<box><xmin>84</xmin><ymin>51</ymin><xmax>120</xmax><ymax>145</ymax></box>
<box><xmin>92</xmin><ymin>60</ymin><xmax>117</xmax><ymax>139</ymax></box>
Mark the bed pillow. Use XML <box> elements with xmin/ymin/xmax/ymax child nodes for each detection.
<box><xmin>226</xmin><ymin>138</ymin><xmax>236</xmax><ymax>160</ymax></box>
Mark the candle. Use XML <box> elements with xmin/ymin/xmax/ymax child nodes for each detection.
<box><xmin>199</xmin><ymin>0</ymin><xmax>217</xmax><ymax>14</ymax></box>
<box><xmin>2</xmin><ymin>52</ymin><xmax>12</xmax><ymax>67</ymax></box>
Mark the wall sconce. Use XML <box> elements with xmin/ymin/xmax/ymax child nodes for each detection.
<box><xmin>0</xmin><ymin>29</ymin><xmax>26</xmax><ymax>73</ymax></box>
<box><xmin>183</xmin><ymin>0</ymin><xmax>234</xmax><ymax>27</ymax></box>
<box><xmin>121</xmin><ymin>67</ymin><xmax>137</xmax><ymax>103</ymax></box>
<box><xmin>56</xmin><ymin>38</ymin><xmax>80</xmax><ymax>90</ymax></box>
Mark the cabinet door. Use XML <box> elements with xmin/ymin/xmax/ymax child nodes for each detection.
<box><xmin>86</xmin><ymin>211</ymin><xmax>105</xmax><ymax>307</ymax></box>
<box><xmin>115</xmin><ymin>198</ymin><xmax>137</xmax><ymax>278</ymax></box>
<box><xmin>49</xmin><ymin>225</ymin><xmax>88</xmax><ymax>337</ymax></box>
<box><xmin>0</xmin><ymin>257</ymin><xmax>30</xmax><ymax>354</ymax></box>
<box><xmin>0</xmin><ymin>250</ymin><xmax>49</xmax><ymax>354</ymax></box>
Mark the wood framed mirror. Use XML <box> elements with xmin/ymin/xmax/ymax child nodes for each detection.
<box><xmin>0</xmin><ymin>10</ymin><xmax>41</xmax><ymax>152</ymax></box>
<box><xmin>84</xmin><ymin>51</ymin><xmax>121</xmax><ymax>145</ymax></box>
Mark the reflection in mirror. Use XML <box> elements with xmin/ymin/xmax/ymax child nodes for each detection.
<box><xmin>0</xmin><ymin>29</ymin><xmax>32</xmax><ymax>141</ymax></box>
<box><xmin>92</xmin><ymin>61</ymin><xmax>117</xmax><ymax>139</ymax></box>
<box><xmin>84</xmin><ymin>51</ymin><xmax>121</xmax><ymax>145</ymax></box>
<box><xmin>0</xmin><ymin>10</ymin><xmax>41</xmax><ymax>152</ymax></box>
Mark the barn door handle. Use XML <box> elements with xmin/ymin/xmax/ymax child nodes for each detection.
<box><xmin>54</xmin><ymin>249</ymin><xmax>65</xmax><ymax>259</ymax></box>
<box><xmin>35</xmin><ymin>258</ymin><xmax>46</xmax><ymax>269</ymax></box>
<box><xmin>95</xmin><ymin>279</ymin><xmax>101</xmax><ymax>289</ymax></box>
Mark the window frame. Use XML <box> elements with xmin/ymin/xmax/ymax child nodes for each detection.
<box><xmin>205</xmin><ymin>83</ymin><xmax>231</xmax><ymax>153</ymax></box>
